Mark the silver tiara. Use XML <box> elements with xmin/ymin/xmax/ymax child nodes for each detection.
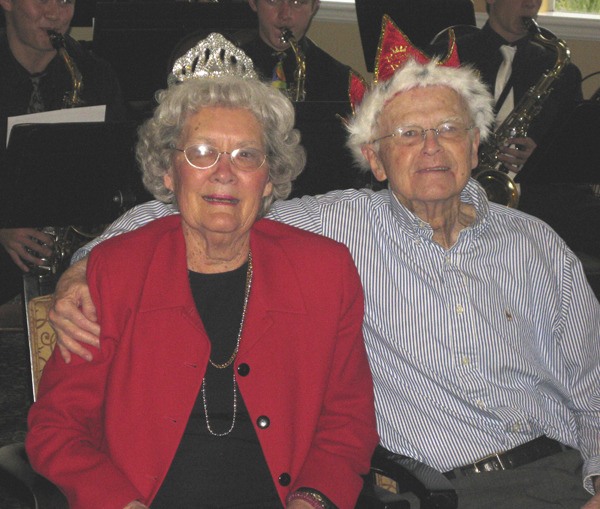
<box><xmin>168</xmin><ymin>32</ymin><xmax>257</xmax><ymax>85</ymax></box>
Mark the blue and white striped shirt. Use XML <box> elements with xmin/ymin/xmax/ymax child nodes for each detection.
<box><xmin>75</xmin><ymin>180</ymin><xmax>600</xmax><ymax>491</ymax></box>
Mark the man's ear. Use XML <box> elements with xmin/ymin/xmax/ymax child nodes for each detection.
<box><xmin>311</xmin><ymin>0</ymin><xmax>321</xmax><ymax>15</ymax></box>
<box><xmin>248</xmin><ymin>0</ymin><xmax>258</xmax><ymax>13</ymax></box>
<box><xmin>362</xmin><ymin>144</ymin><xmax>387</xmax><ymax>182</ymax></box>
<box><xmin>470</xmin><ymin>128</ymin><xmax>480</xmax><ymax>171</ymax></box>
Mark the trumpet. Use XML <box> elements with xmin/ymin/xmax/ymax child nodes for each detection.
<box><xmin>280</xmin><ymin>29</ymin><xmax>306</xmax><ymax>102</ymax></box>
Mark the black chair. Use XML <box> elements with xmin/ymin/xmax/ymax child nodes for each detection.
<box><xmin>0</xmin><ymin>294</ymin><xmax>68</xmax><ymax>509</ymax></box>
<box><xmin>357</xmin><ymin>446</ymin><xmax>457</xmax><ymax>509</ymax></box>
<box><xmin>355</xmin><ymin>0</ymin><xmax>476</xmax><ymax>72</ymax></box>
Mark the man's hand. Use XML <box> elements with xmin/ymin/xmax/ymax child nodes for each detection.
<box><xmin>497</xmin><ymin>136</ymin><xmax>537</xmax><ymax>173</ymax></box>
<box><xmin>48</xmin><ymin>257</ymin><xmax>100</xmax><ymax>363</ymax></box>
<box><xmin>0</xmin><ymin>228</ymin><xmax>53</xmax><ymax>272</ymax></box>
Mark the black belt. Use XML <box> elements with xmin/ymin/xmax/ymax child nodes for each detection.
<box><xmin>444</xmin><ymin>436</ymin><xmax>566</xmax><ymax>479</ymax></box>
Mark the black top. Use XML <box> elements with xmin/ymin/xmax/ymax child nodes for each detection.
<box><xmin>0</xmin><ymin>29</ymin><xmax>127</xmax><ymax>154</ymax></box>
<box><xmin>433</xmin><ymin>22</ymin><xmax>582</xmax><ymax>144</ymax></box>
<box><xmin>241</xmin><ymin>35</ymin><xmax>352</xmax><ymax>103</ymax></box>
<box><xmin>151</xmin><ymin>263</ymin><xmax>282</xmax><ymax>508</ymax></box>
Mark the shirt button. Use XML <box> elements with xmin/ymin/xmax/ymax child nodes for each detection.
<box><xmin>237</xmin><ymin>363</ymin><xmax>250</xmax><ymax>376</ymax></box>
<box><xmin>461</xmin><ymin>356</ymin><xmax>470</xmax><ymax>366</ymax></box>
<box><xmin>456</xmin><ymin>304</ymin><xmax>464</xmax><ymax>314</ymax></box>
<box><xmin>278</xmin><ymin>473</ymin><xmax>291</xmax><ymax>486</ymax></box>
<box><xmin>511</xmin><ymin>422</ymin><xmax>522</xmax><ymax>432</ymax></box>
<box><xmin>257</xmin><ymin>415</ymin><xmax>270</xmax><ymax>429</ymax></box>
<box><xmin>477</xmin><ymin>400</ymin><xmax>486</xmax><ymax>409</ymax></box>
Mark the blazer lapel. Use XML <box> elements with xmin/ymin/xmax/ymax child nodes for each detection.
<box><xmin>240</xmin><ymin>225</ymin><xmax>307</xmax><ymax>355</ymax></box>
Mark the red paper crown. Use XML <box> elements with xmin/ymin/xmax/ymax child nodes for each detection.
<box><xmin>349</xmin><ymin>14</ymin><xmax>460</xmax><ymax>111</ymax></box>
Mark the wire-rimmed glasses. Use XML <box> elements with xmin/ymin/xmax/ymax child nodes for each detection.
<box><xmin>371</xmin><ymin>122</ymin><xmax>476</xmax><ymax>147</ymax></box>
<box><xmin>173</xmin><ymin>144</ymin><xmax>267</xmax><ymax>172</ymax></box>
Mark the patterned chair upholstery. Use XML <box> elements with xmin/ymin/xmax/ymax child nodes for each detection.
<box><xmin>26</xmin><ymin>294</ymin><xmax>57</xmax><ymax>401</ymax></box>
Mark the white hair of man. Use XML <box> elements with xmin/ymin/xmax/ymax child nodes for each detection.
<box><xmin>346</xmin><ymin>59</ymin><xmax>495</xmax><ymax>171</ymax></box>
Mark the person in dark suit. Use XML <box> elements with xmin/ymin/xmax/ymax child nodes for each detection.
<box><xmin>0</xmin><ymin>0</ymin><xmax>126</xmax><ymax>305</ymax></box>
<box><xmin>431</xmin><ymin>0</ymin><xmax>600</xmax><ymax>261</ymax></box>
<box><xmin>242</xmin><ymin>0</ymin><xmax>353</xmax><ymax>103</ymax></box>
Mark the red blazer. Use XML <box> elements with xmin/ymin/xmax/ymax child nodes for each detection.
<box><xmin>26</xmin><ymin>215</ymin><xmax>378</xmax><ymax>509</ymax></box>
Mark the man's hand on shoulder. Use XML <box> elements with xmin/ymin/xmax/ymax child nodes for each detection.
<box><xmin>48</xmin><ymin>256</ymin><xmax>100</xmax><ymax>363</ymax></box>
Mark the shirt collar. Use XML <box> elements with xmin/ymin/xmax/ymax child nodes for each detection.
<box><xmin>482</xmin><ymin>21</ymin><xmax>531</xmax><ymax>50</ymax></box>
<box><xmin>386</xmin><ymin>179</ymin><xmax>490</xmax><ymax>242</ymax></box>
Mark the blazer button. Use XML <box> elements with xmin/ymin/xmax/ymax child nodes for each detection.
<box><xmin>278</xmin><ymin>472</ymin><xmax>291</xmax><ymax>486</ymax></box>
<box><xmin>257</xmin><ymin>415</ymin><xmax>270</xmax><ymax>429</ymax></box>
<box><xmin>237</xmin><ymin>363</ymin><xmax>250</xmax><ymax>376</ymax></box>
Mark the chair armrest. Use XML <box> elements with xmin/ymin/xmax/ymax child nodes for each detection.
<box><xmin>0</xmin><ymin>442</ymin><xmax>68</xmax><ymax>509</ymax></box>
<box><xmin>357</xmin><ymin>445</ymin><xmax>457</xmax><ymax>509</ymax></box>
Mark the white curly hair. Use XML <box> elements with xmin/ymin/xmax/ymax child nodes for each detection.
<box><xmin>346</xmin><ymin>59</ymin><xmax>495</xmax><ymax>171</ymax></box>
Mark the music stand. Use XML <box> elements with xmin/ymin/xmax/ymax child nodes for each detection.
<box><xmin>2</xmin><ymin>122</ymin><xmax>152</xmax><ymax>298</ymax></box>
<box><xmin>1</xmin><ymin>122</ymin><xmax>151</xmax><ymax>228</ymax></box>
<box><xmin>516</xmin><ymin>101</ymin><xmax>600</xmax><ymax>184</ymax></box>
<box><xmin>92</xmin><ymin>1</ymin><xmax>258</xmax><ymax>103</ymax></box>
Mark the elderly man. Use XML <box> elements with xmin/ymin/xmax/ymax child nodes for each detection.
<box><xmin>48</xmin><ymin>54</ymin><xmax>600</xmax><ymax>508</ymax></box>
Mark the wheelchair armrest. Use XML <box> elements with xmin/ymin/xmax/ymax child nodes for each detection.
<box><xmin>357</xmin><ymin>445</ymin><xmax>457</xmax><ymax>509</ymax></box>
<box><xmin>0</xmin><ymin>442</ymin><xmax>68</xmax><ymax>509</ymax></box>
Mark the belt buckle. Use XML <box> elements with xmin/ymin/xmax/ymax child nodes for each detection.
<box><xmin>473</xmin><ymin>452</ymin><xmax>507</xmax><ymax>473</ymax></box>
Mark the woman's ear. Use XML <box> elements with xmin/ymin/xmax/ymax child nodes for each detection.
<box><xmin>164</xmin><ymin>171</ymin><xmax>175</xmax><ymax>192</ymax></box>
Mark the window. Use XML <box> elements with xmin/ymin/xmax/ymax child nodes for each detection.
<box><xmin>553</xmin><ymin>0</ymin><xmax>600</xmax><ymax>14</ymax></box>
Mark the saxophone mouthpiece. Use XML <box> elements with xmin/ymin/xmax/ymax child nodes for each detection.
<box><xmin>47</xmin><ymin>30</ymin><xmax>64</xmax><ymax>50</ymax></box>
<box><xmin>522</xmin><ymin>17</ymin><xmax>540</xmax><ymax>35</ymax></box>
<box><xmin>280</xmin><ymin>29</ymin><xmax>294</xmax><ymax>44</ymax></box>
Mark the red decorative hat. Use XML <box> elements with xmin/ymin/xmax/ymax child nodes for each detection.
<box><xmin>349</xmin><ymin>14</ymin><xmax>460</xmax><ymax>111</ymax></box>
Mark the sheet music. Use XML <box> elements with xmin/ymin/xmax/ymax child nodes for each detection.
<box><xmin>6</xmin><ymin>105</ymin><xmax>106</xmax><ymax>147</ymax></box>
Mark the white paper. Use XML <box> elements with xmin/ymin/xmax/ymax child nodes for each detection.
<box><xmin>6</xmin><ymin>105</ymin><xmax>106</xmax><ymax>147</ymax></box>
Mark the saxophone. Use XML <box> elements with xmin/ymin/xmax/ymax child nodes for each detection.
<box><xmin>280</xmin><ymin>29</ymin><xmax>306</xmax><ymax>102</ymax></box>
<box><xmin>27</xmin><ymin>32</ymin><xmax>88</xmax><ymax>282</ymax></box>
<box><xmin>473</xmin><ymin>17</ymin><xmax>571</xmax><ymax>207</ymax></box>
<box><xmin>47</xmin><ymin>30</ymin><xmax>85</xmax><ymax>108</ymax></box>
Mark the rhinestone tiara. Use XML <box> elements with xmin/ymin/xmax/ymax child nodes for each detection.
<box><xmin>168</xmin><ymin>32</ymin><xmax>257</xmax><ymax>86</ymax></box>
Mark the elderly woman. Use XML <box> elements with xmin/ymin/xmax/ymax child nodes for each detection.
<box><xmin>25</xmin><ymin>41</ymin><xmax>378</xmax><ymax>509</ymax></box>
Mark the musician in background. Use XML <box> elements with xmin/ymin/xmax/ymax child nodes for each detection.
<box><xmin>440</xmin><ymin>0</ymin><xmax>583</xmax><ymax>172</ymax></box>
<box><xmin>0</xmin><ymin>0</ymin><xmax>126</xmax><ymax>306</ymax></box>
<box><xmin>432</xmin><ymin>0</ymin><xmax>600</xmax><ymax>261</ymax></box>
<box><xmin>242</xmin><ymin>0</ymin><xmax>352</xmax><ymax>103</ymax></box>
